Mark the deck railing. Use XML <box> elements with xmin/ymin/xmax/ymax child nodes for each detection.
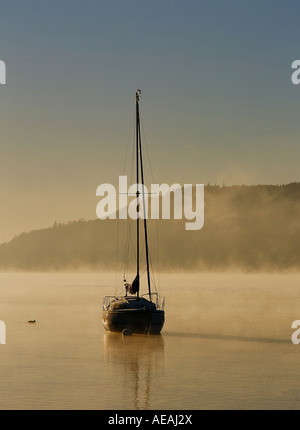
<box><xmin>102</xmin><ymin>293</ymin><xmax>165</xmax><ymax>311</ymax></box>
<box><xmin>141</xmin><ymin>293</ymin><xmax>165</xmax><ymax>311</ymax></box>
<box><xmin>102</xmin><ymin>296</ymin><xmax>118</xmax><ymax>310</ymax></box>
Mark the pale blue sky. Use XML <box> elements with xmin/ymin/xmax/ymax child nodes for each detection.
<box><xmin>0</xmin><ymin>0</ymin><xmax>299</xmax><ymax>241</ymax></box>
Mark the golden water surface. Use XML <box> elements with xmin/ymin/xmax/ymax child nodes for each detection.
<box><xmin>0</xmin><ymin>272</ymin><xmax>299</xmax><ymax>410</ymax></box>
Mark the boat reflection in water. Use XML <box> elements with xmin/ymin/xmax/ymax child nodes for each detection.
<box><xmin>102</xmin><ymin>333</ymin><xmax>165</xmax><ymax>409</ymax></box>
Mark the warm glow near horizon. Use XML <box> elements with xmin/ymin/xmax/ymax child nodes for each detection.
<box><xmin>0</xmin><ymin>1</ymin><xmax>299</xmax><ymax>242</ymax></box>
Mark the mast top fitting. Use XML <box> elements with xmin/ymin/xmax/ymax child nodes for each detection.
<box><xmin>136</xmin><ymin>89</ymin><xmax>142</xmax><ymax>100</ymax></box>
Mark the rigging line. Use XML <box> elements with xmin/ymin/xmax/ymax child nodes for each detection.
<box><xmin>114</xmin><ymin>106</ymin><xmax>135</xmax><ymax>294</ymax></box>
<box><xmin>121</xmin><ymin>105</ymin><xmax>136</xmax><ymax>176</ymax></box>
<box><xmin>123</xmin><ymin>135</ymin><xmax>137</xmax><ymax>276</ymax></box>
<box><xmin>140</xmin><ymin>116</ymin><xmax>156</xmax><ymax>185</ymax></box>
<box><xmin>114</xmin><ymin>216</ymin><xmax>121</xmax><ymax>295</ymax></box>
<box><xmin>116</xmin><ymin>112</ymin><xmax>137</xmax><ymax>293</ymax></box>
<box><xmin>120</xmin><ymin>212</ymin><xmax>137</xmax><ymax>289</ymax></box>
<box><xmin>154</xmin><ymin>217</ymin><xmax>161</xmax><ymax>291</ymax></box>
<box><xmin>128</xmin><ymin>122</ymin><xmax>136</xmax><ymax>194</ymax></box>
<box><xmin>122</xmin><ymin>218</ymin><xmax>133</xmax><ymax>274</ymax></box>
<box><xmin>138</xmin><ymin>109</ymin><xmax>152</xmax><ymax>300</ymax></box>
<box><xmin>139</xmin><ymin>269</ymin><xmax>147</xmax><ymax>277</ymax></box>
<box><xmin>148</xmin><ymin>246</ymin><xmax>159</xmax><ymax>294</ymax></box>
<box><xmin>147</xmin><ymin>212</ymin><xmax>162</xmax><ymax>290</ymax></box>
<box><xmin>128</xmin><ymin>220</ymin><xmax>137</xmax><ymax>271</ymax></box>
<box><xmin>150</xmin><ymin>273</ymin><xmax>157</xmax><ymax>289</ymax></box>
<box><xmin>118</xmin><ymin>217</ymin><xmax>136</xmax><ymax>294</ymax></box>
<box><xmin>118</xmin><ymin>218</ymin><xmax>134</xmax><ymax>295</ymax></box>
<box><xmin>140</xmin><ymin>116</ymin><xmax>161</xmax><ymax>291</ymax></box>
<box><xmin>118</xmin><ymin>150</ymin><xmax>135</xmax><ymax>292</ymax></box>
<box><xmin>121</xmin><ymin>230</ymin><xmax>129</xmax><ymax>281</ymax></box>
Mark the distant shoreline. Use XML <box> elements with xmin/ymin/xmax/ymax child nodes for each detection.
<box><xmin>0</xmin><ymin>183</ymin><xmax>299</xmax><ymax>272</ymax></box>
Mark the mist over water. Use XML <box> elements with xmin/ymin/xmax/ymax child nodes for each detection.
<box><xmin>1</xmin><ymin>183</ymin><xmax>299</xmax><ymax>272</ymax></box>
<box><xmin>0</xmin><ymin>271</ymin><xmax>299</xmax><ymax>409</ymax></box>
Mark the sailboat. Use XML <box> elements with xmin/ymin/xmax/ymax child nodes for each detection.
<box><xmin>102</xmin><ymin>90</ymin><xmax>165</xmax><ymax>335</ymax></box>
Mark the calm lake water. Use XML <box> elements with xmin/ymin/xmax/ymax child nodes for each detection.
<box><xmin>0</xmin><ymin>272</ymin><xmax>300</xmax><ymax>410</ymax></box>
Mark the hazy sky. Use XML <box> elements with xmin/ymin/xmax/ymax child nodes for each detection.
<box><xmin>0</xmin><ymin>0</ymin><xmax>299</xmax><ymax>242</ymax></box>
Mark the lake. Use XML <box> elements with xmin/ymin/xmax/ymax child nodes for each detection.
<box><xmin>0</xmin><ymin>272</ymin><xmax>299</xmax><ymax>410</ymax></box>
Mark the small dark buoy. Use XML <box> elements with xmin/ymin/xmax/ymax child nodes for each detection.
<box><xmin>122</xmin><ymin>328</ymin><xmax>132</xmax><ymax>336</ymax></box>
<box><xmin>28</xmin><ymin>320</ymin><xmax>36</xmax><ymax>323</ymax></box>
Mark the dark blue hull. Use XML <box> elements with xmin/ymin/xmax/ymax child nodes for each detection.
<box><xmin>102</xmin><ymin>309</ymin><xmax>165</xmax><ymax>335</ymax></box>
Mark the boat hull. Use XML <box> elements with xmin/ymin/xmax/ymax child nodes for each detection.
<box><xmin>102</xmin><ymin>309</ymin><xmax>165</xmax><ymax>335</ymax></box>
